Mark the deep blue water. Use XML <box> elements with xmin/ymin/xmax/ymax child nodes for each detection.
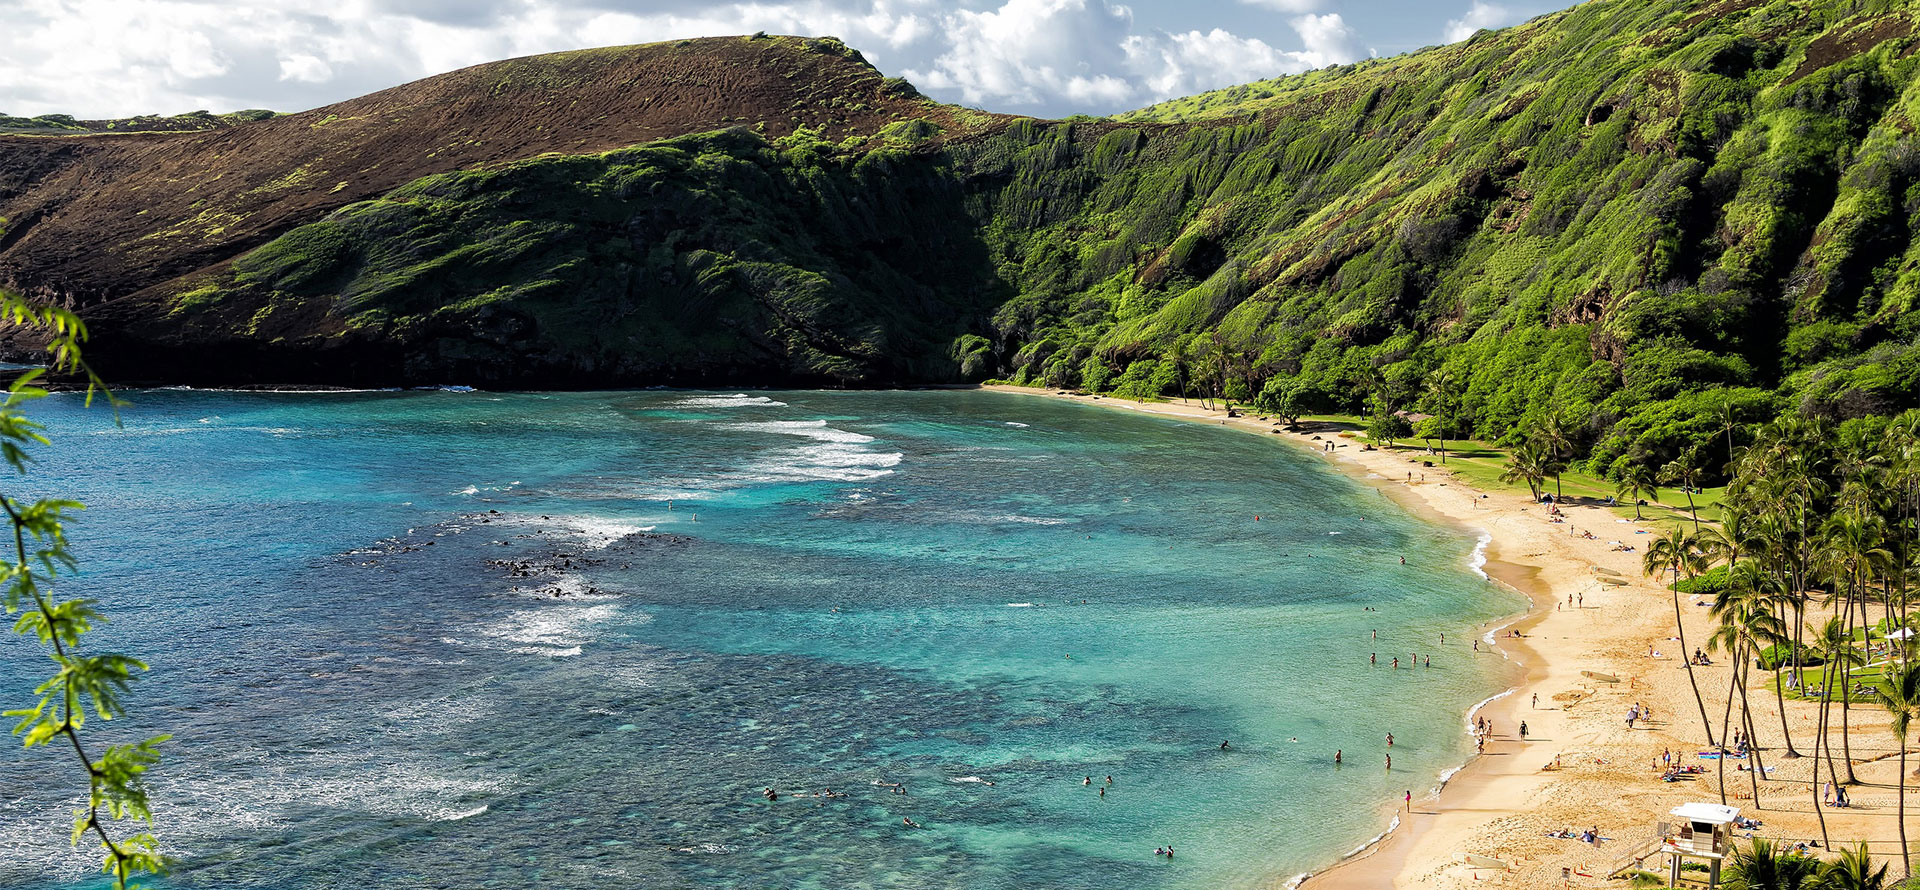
<box><xmin>0</xmin><ymin>389</ymin><xmax>1521</xmax><ymax>889</ymax></box>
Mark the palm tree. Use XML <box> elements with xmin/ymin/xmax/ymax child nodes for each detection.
<box><xmin>1647</xmin><ymin>526</ymin><xmax>1715</xmax><ymax>747</ymax></box>
<box><xmin>1808</xmin><ymin>615</ymin><xmax>1861</xmax><ymax>849</ymax></box>
<box><xmin>1661</xmin><ymin>449</ymin><xmax>1705</xmax><ymax>533</ymax></box>
<box><xmin>1538</xmin><ymin>409</ymin><xmax>1577</xmax><ymax>501</ymax></box>
<box><xmin>1423</xmin><ymin>368</ymin><xmax>1455</xmax><ymax>465</ymax></box>
<box><xmin>1500</xmin><ymin>439</ymin><xmax>1549</xmax><ymax>500</ymax></box>
<box><xmin>1875</xmin><ymin>662</ymin><xmax>1920</xmax><ymax>881</ymax></box>
<box><xmin>1716</xmin><ymin>396</ymin><xmax>1743</xmax><ymax>473</ymax></box>
<box><xmin>1726</xmin><ymin>838</ymin><xmax>1821</xmax><ymax>890</ymax></box>
<box><xmin>1616</xmin><ymin>464</ymin><xmax>1657</xmax><ymax>520</ymax></box>
<box><xmin>1709</xmin><ymin>561</ymin><xmax>1784</xmax><ymax>806</ymax></box>
<box><xmin>1820</xmin><ymin>843</ymin><xmax>1890</xmax><ymax>890</ymax></box>
<box><xmin>1821</xmin><ymin>512</ymin><xmax>1891</xmax><ymax>784</ymax></box>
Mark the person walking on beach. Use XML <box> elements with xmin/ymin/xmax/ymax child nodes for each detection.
<box><xmin>1520</xmin><ymin>721</ymin><xmax>1528</xmax><ymax>739</ymax></box>
<box><xmin>1405</xmin><ymin>790</ymin><xmax>1412</xmax><ymax>811</ymax></box>
<box><xmin>1385</xmin><ymin>753</ymin><xmax>1391</xmax><ymax>770</ymax></box>
<box><xmin>1532</xmin><ymin>692</ymin><xmax>1538</xmax><ymax>708</ymax></box>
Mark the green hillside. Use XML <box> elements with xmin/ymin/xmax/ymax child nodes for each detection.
<box><xmin>10</xmin><ymin>0</ymin><xmax>1920</xmax><ymax>479</ymax></box>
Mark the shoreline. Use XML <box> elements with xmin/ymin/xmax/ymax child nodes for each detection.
<box><xmin>973</xmin><ymin>385</ymin><xmax>1871</xmax><ymax>890</ymax></box>
<box><xmin>975</xmin><ymin>385</ymin><xmax>1568</xmax><ymax>886</ymax></box>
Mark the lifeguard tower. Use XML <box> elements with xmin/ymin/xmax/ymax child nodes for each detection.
<box><xmin>1659</xmin><ymin>802</ymin><xmax>1739</xmax><ymax>887</ymax></box>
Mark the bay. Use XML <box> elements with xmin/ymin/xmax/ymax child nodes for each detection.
<box><xmin>0</xmin><ymin>389</ymin><xmax>1523</xmax><ymax>889</ymax></box>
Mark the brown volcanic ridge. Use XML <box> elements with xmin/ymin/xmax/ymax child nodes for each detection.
<box><xmin>0</xmin><ymin>35</ymin><xmax>977</xmax><ymax>313</ymax></box>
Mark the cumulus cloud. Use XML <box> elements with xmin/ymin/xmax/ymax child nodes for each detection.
<box><xmin>0</xmin><ymin>0</ymin><xmax>1457</xmax><ymax>120</ymax></box>
<box><xmin>1443</xmin><ymin>1</ymin><xmax>1515</xmax><ymax>43</ymax></box>
<box><xmin>1236</xmin><ymin>0</ymin><xmax>1321</xmax><ymax>11</ymax></box>
<box><xmin>903</xmin><ymin>0</ymin><xmax>1136</xmax><ymax>107</ymax></box>
<box><xmin>1290</xmin><ymin>13</ymin><xmax>1362</xmax><ymax>68</ymax></box>
<box><xmin>1124</xmin><ymin>14</ymin><xmax>1360</xmax><ymax>104</ymax></box>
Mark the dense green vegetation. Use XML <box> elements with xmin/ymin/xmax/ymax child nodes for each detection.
<box><xmin>973</xmin><ymin>0</ymin><xmax>1920</xmax><ymax>484</ymax></box>
<box><xmin>1620</xmin><ymin>409</ymin><xmax>1920</xmax><ymax>876</ymax></box>
<box><xmin>168</xmin><ymin>127</ymin><xmax>1005</xmax><ymax>385</ymax></box>
<box><xmin>153</xmin><ymin>0</ymin><xmax>1920</xmax><ymax>480</ymax></box>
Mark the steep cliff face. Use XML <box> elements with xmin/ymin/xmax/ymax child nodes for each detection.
<box><xmin>3</xmin><ymin>2</ymin><xmax>1919</xmax><ymax>474</ymax></box>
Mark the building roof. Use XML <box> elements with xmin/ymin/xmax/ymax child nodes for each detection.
<box><xmin>1670</xmin><ymin>803</ymin><xmax>1740</xmax><ymax>823</ymax></box>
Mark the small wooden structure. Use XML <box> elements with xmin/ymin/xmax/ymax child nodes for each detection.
<box><xmin>1659</xmin><ymin>802</ymin><xmax>1739</xmax><ymax>887</ymax></box>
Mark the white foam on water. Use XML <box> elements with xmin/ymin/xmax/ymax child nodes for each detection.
<box><xmin>564</xmin><ymin>516</ymin><xmax>656</xmax><ymax>549</ymax></box>
<box><xmin>478</xmin><ymin>602</ymin><xmax>624</xmax><ymax>658</ymax></box>
<box><xmin>1003</xmin><ymin>421</ymin><xmax>1030</xmax><ymax>428</ymax></box>
<box><xmin>1005</xmin><ymin>603</ymin><xmax>1036</xmax><ymax>608</ymax></box>
<box><xmin>673</xmin><ymin>393</ymin><xmax>788</xmax><ymax>408</ymax></box>
<box><xmin>721</xmin><ymin>420</ymin><xmax>903</xmax><ymax>484</ymax></box>
<box><xmin>433</xmin><ymin>804</ymin><xmax>489</xmax><ymax>821</ymax></box>
<box><xmin>676</xmin><ymin>842</ymin><xmax>738</xmax><ymax>854</ymax></box>
<box><xmin>487</xmin><ymin>512</ymin><xmax>656</xmax><ymax>550</ymax></box>
<box><xmin>1468</xmin><ymin>530</ymin><xmax>1492</xmax><ymax>579</ymax></box>
<box><xmin>1465</xmin><ymin>688</ymin><xmax>1517</xmax><ymax>734</ymax></box>
<box><xmin>1316</xmin><ymin>811</ymin><xmax>1399</xmax><ymax>868</ymax></box>
<box><xmin>726</xmin><ymin>419</ymin><xmax>875</xmax><ymax>444</ymax></box>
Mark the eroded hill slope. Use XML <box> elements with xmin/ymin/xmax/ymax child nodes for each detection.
<box><xmin>4</xmin><ymin>1</ymin><xmax>1920</xmax><ymax>476</ymax></box>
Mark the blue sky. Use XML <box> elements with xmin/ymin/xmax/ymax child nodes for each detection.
<box><xmin>0</xmin><ymin>0</ymin><xmax>1578</xmax><ymax>119</ymax></box>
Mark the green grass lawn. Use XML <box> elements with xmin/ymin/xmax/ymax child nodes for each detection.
<box><xmin>1295</xmin><ymin>414</ymin><xmax>1725</xmax><ymax>529</ymax></box>
<box><xmin>1772</xmin><ymin>662</ymin><xmax>1892</xmax><ymax>704</ymax></box>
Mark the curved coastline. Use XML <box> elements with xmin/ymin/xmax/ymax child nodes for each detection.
<box><xmin>972</xmin><ymin>385</ymin><xmax>1568</xmax><ymax>889</ymax></box>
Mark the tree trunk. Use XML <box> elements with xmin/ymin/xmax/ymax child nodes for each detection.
<box><xmin>1673</xmin><ymin>570</ymin><xmax>1717</xmax><ymax>747</ymax></box>
<box><xmin>1901</xmin><ymin>737</ymin><xmax>1912</xmax><ymax>881</ymax></box>
<box><xmin>1717</xmin><ymin>665</ymin><xmax>1737</xmax><ymax>805</ymax></box>
<box><xmin>1812</xmin><ymin>664</ymin><xmax>1834</xmax><ymax>850</ymax></box>
<box><xmin>1772</xmin><ymin>583</ymin><xmax>1802</xmax><ymax>758</ymax></box>
<box><xmin>1736</xmin><ymin>656</ymin><xmax>1765</xmax><ymax>807</ymax></box>
<box><xmin>1841</xmin><ymin>595</ymin><xmax>1859</xmax><ymax>784</ymax></box>
<box><xmin>1684</xmin><ymin>489</ymin><xmax>1698</xmax><ymax>533</ymax></box>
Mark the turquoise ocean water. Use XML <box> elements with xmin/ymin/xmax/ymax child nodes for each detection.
<box><xmin>0</xmin><ymin>389</ymin><xmax>1522</xmax><ymax>889</ymax></box>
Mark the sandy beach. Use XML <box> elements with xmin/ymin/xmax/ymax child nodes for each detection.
<box><xmin>981</xmin><ymin>384</ymin><xmax>1911</xmax><ymax>888</ymax></box>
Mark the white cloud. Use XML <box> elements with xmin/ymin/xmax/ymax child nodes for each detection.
<box><xmin>0</xmin><ymin>0</ymin><xmax>1411</xmax><ymax>119</ymax></box>
<box><xmin>1236</xmin><ymin>0</ymin><xmax>1320</xmax><ymax>11</ymax></box>
<box><xmin>278</xmin><ymin>54</ymin><xmax>333</xmax><ymax>84</ymax></box>
<box><xmin>903</xmin><ymin>0</ymin><xmax>1136</xmax><ymax>107</ymax></box>
<box><xmin>1290</xmin><ymin>12</ymin><xmax>1361</xmax><ymax>68</ymax></box>
<box><xmin>1124</xmin><ymin>14</ymin><xmax>1359</xmax><ymax>104</ymax></box>
<box><xmin>1443</xmin><ymin>1</ymin><xmax>1514</xmax><ymax>43</ymax></box>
